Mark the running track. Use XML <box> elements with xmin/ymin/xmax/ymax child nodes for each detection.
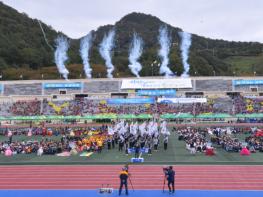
<box><xmin>0</xmin><ymin>165</ymin><xmax>263</xmax><ymax>190</ymax></box>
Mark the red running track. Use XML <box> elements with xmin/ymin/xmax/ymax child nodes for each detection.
<box><xmin>0</xmin><ymin>165</ymin><xmax>263</xmax><ymax>190</ymax></box>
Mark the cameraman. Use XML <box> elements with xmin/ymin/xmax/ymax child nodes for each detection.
<box><xmin>165</xmin><ymin>166</ymin><xmax>175</xmax><ymax>193</ymax></box>
<box><xmin>119</xmin><ymin>167</ymin><xmax>129</xmax><ymax>195</ymax></box>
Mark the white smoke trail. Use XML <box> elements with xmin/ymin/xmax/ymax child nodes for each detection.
<box><xmin>99</xmin><ymin>29</ymin><xmax>115</xmax><ymax>78</ymax></box>
<box><xmin>128</xmin><ymin>33</ymin><xmax>143</xmax><ymax>77</ymax></box>
<box><xmin>158</xmin><ymin>26</ymin><xmax>173</xmax><ymax>77</ymax></box>
<box><xmin>37</xmin><ymin>20</ymin><xmax>54</xmax><ymax>51</ymax></box>
<box><xmin>80</xmin><ymin>33</ymin><xmax>93</xmax><ymax>78</ymax></box>
<box><xmin>179</xmin><ymin>32</ymin><xmax>192</xmax><ymax>77</ymax></box>
<box><xmin>54</xmin><ymin>35</ymin><xmax>70</xmax><ymax>79</ymax></box>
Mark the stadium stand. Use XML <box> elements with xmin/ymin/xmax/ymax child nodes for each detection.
<box><xmin>0</xmin><ymin>102</ymin><xmax>12</xmax><ymax>116</ymax></box>
<box><xmin>4</xmin><ymin>83</ymin><xmax>42</xmax><ymax>96</ymax></box>
<box><xmin>83</xmin><ymin>81</ymin><xmax>120</xmax><ymax>93</ymax></box>
<box><xmin>195</xmin><ymin>79</ymin><xmax>232</xmax><ymax>91</ymax></box>
<box><xmin>11</xmin><ymin>100</ymin><xmax>41</xmax><ymax>116</ymax></box>
<box><xmin>234</xmin><ymin>96</ymin><xmax>263</xmax><ymax>114</ymax></box>
<box><xmin>0</xmin><ymin>77</ymin><xmax>263</xmax><ymax>117</ymax></box>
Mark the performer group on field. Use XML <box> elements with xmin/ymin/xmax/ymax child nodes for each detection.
<box><xmin>107</xmin><ymin>120</ymin><xmax>170</xmax><ymax>157</ymax></box>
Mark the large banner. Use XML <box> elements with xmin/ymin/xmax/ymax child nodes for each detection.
<box><xmin>43</xmin><ymin>82</ymin><xmax>82</xmax><ymax>89</ymax></box>
<box><xmin>48</xmin><ymin>101</ymin><xmax>69</xmax><ymax>114</ymax></box>
<box><xmin>107</xmin><ymin>98</ymin><xmax>155</xmax><ymax>104</ymax></box>
<box><xmin>157</xmin><ymin>98</ymin><xmax>207</xmax><ymax>104</ymax></box>
<box><xmin>234</xmin><ymin>80</ymin><xmax>263</xmax><ymax>86</ymax></box>
<box><xmin>121</xmin><ymin>78</ymin><xmax>192</xmax><ymax>89</ymax></box>
<box><xmin>137</xmin><ymin>89</ymin><xmax>176</xmax><ymax>96</ymax></box>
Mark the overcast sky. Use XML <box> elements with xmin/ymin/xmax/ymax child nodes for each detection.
<box><xmin>2</xmin><ymin>0</ymin><xmax>263</xmax><ymax>42</ymax></box>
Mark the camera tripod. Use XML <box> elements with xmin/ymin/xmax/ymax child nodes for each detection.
<box><xmin>162</xmin><ymin>175</ymin><xmax>166</xmax><ymax>192</ymax></box>
<box><xmin>128</xmin><ymin>176</ymin><xmax>135</xmax><ymax>191</ymax></box>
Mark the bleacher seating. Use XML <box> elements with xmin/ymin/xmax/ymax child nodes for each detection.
<box><xmin>83</xmin><ymin>81</ymin><xmax>120</xmax><ymax>93</ymax></box>
<box><xmin>4</xmin><ymin>83</ymin><xmax>42</xmax><ymax>96</ymax></box>
<box><xmin>196</xmin><ymin>80</ymin><xmax>232</xmax><ymax>91</ymax></box>
<box><xmin>0</xmin><ymin>102</ymin><xmax>12</xmax><ymax>116</ymax></box>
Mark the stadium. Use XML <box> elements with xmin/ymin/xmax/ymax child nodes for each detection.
<box><xmin>1</xmin><ymin>0</ymin><xmax>263</xmax><ymax>197</ymax></box>
<box><xmin>1</xmin><ymin>76</ymin><xmax>263</xmax><ymax>196</ymax></box>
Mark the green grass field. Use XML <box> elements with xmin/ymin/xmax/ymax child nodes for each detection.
<box><xmin>224</xmin><ymin>55</ymin><xmax>263</xmax><ymax>75</ymax></box>
<box><xmin>0</xmin><ymin>132</ymin><xmax>263</xmax><ymax>165</ymax></box>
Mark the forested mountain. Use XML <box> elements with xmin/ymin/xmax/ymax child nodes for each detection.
<box><xmin>0</xmin><ymin>1</ymin><xmax>262</xmax><ymax>79</ymax></box>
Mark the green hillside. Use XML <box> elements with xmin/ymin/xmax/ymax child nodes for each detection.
<box><xmin>0</xmin><ymin>2</ymin><xmax>262</xmax><ymax>79</ymax></box>
<box><xmin>224</xmin><ymin>55</ymin><xmax>263</xmax><ymax>76</ymax></box>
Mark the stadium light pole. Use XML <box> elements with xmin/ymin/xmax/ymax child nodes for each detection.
<box><xmin>254</xmin><ymin>71</ymin><xmax>256</xmax><ymax>77</ymax></box>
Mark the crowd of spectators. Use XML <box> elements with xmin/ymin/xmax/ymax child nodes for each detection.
<box><xmin>0</xmin><ymin>127</ymin><xmax>93</xmax><ymax>156</ymax></box>
<box><xmin>0</xmin><ymin>102</ymin><xmax>12</xmax><ymax>116</ymax></box>
<box><xmin>218</xmin><ymin>135</ymin><xmax>242</xmax><ymax>152</ymax></box>
<box><xmin>0</xmin><ymin>138</ymin><xmax>70</xmax><ymax>155</ymax></box>
<box><xmin>1</xmin><ymin>125</ymin><xmax>263</xmax><ymax>157</ymax></box>
<box><xmin>0</xmin><ymin>95</ymin><xmax>262</xmax><ymax>117</ymax></box>
<box><xmin>209</xmin><ymin>128</ymin><xmax>244</xmax><ymax>152</ymax></box>
<box><xmin>17</xmin><ymin>98</ymin><xmax>230</xmax><ymax>116</ymax></box>
<box><xmin>10</xmin><ymin>100</ymin><xmax>41</xmax><ymax>116</ymax></box>
<box><xmin>176</xmin><ymin>127</ymin><xmax>262</xmax><ymax>154</ymax></box>
<box><xmin>42</xmin><ymin>99</ymin><xmax>155</xmax><ymax>116</ymax></box>
<box><xmin>234</xmin><ymin>96</ymin><xmax>263</xmax><ymax>114</ymax></box>
<box><xmin>245</xmin><ymin>133</ymin><xmax>263</xmax><ymax>152</ymax></box>
<box><xmin>0</xmin><ymin>120</ymin><xmax>171</xmax><ymax>157</ymax></box>
<box><xmin>177</xmin><ymin>128</ymin><xmax>209</xmax><ymax>154</ymax></box>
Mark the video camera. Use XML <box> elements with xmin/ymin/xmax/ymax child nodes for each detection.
<box><xmin>162</xmin><ymin>166</ymin><xmax>169</xmax><ymax>174</ymax></box>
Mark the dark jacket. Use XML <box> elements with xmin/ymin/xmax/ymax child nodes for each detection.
<box><xmin>166</xmin><ymin>169</ymin><xmax>175</xmax><ymax>182</ymax></box>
